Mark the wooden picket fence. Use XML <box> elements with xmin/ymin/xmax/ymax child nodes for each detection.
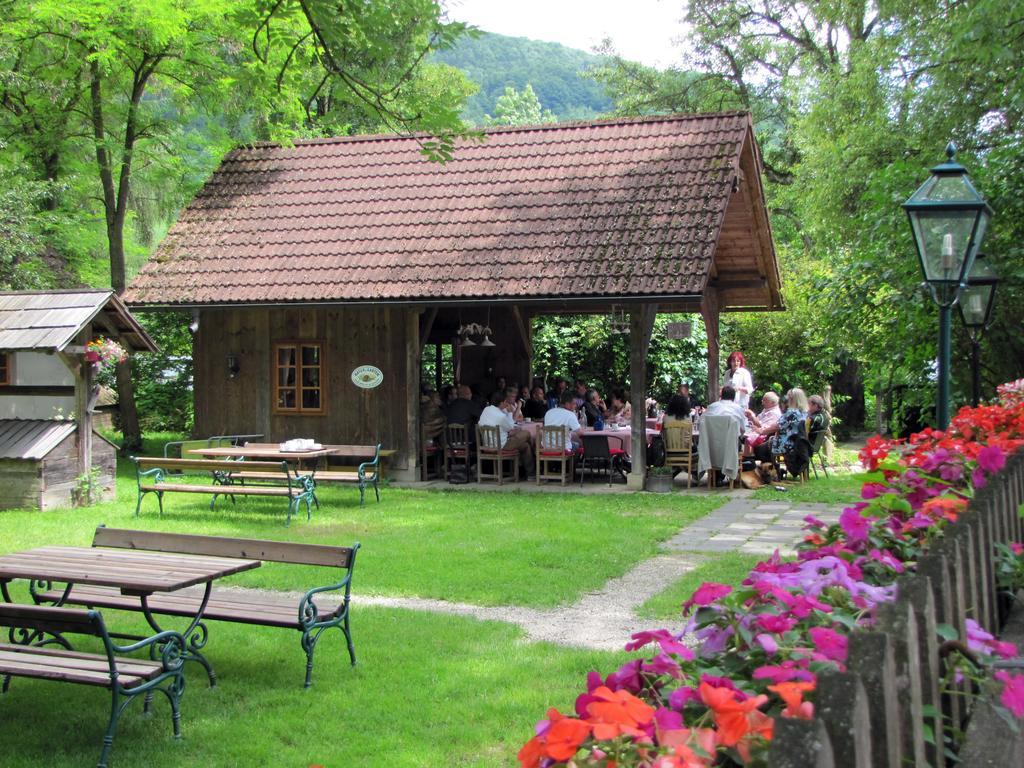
<box><xmin>768</xmin><ymin>450</ymin><xmax>1024</xmax><ymax>768</ymax></box>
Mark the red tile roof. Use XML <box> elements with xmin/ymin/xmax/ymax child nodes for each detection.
<box><xmin>126</xmin><ymin>112</ymin><xmax>760</xmax><ymax>306</ymax></box>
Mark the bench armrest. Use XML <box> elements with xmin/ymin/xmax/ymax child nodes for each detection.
<box><xmin>112</xmin><ymin>629</ymin><xmax>188</xmax><ymax>673</ymax></box>
<box><xmin>134</xmin><ymin>463</ymin><xmax>166</xmax><ymax>485</ymax></box>
<box><xmin>298</xmin><ymin>574</ymin><xmax>353</xmax><ymax>628</ymax></box>
<box><xmin>356</xmin><ymin>443</ymin><xmax>382</xmax><ymax>480</ymax></box>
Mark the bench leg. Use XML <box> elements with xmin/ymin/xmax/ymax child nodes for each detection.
<box><xmin>1</xmin><ymin>674</ymin><xmax>9</xmax><ymax>694</ymax></box>
<box><xmin>359</xmin><ymin>483</ymin><xmax>366</xmax><ymax>506</ymax></box>
<box><xmin>373</xmin><ymin>480</ymin><xmax>380</xmax><ymax>503</ymax></box>
<box><xmin>134</xmin><ymin>490</ymin><xmax>145</xmax><ymax>517</ymax></box>
<box><xmin>286</xmin><ymin>498</ymin><xmax>295</xmax><ymax>527</ymax></box>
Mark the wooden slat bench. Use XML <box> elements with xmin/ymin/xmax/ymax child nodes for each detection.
<box><xmin>230</xmin><ymin>444</ymin><xmax>383</xmax><ymax>506</ymax></box>
<box><xmin>132</xmin><ymin>457</ymin><xmax>316</xmax><ymax>525</ymax></box>
<box><xmin>0</xmin><ymin>602</ymin><xmax>186</xmax><ymax>768</ymax></box>
<box><xmin>43</xmin><ymin>527</ymin><xmax>360</xmax><ymax>689</ymax></box>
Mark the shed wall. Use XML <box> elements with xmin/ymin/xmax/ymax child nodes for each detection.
<box><xmin>0</xmin><ymin>351</ymin><xmax>76</xmax><ymax>419</ymax></box>
<box><xmin>194</xmin><ymin>307</ymin><xmax>416</xmax><ymax>470</ymax></box>
<box><xmin>0</xmin><ymin>429</ymin><xmax>116</xmax><ymax>511</ymax></box>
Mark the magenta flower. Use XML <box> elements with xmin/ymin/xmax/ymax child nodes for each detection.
<box><xmin>867</xmin><ymin>548</ymin><xmax>905</xmax><ymax>573</ymax></box>
<box><xmin>753</xmin><ymin>663</ymin><xmax>815</xmax><ymax>684</ymax></box>
<box><xmin>755</xmin><ymin>633</ymin><xmax>779</xmax><ymax>655</ymax></box>
<box><xmin>977</xmin><ymin>444</ymin><xmax>1006</xmax><ymax>474</ymax></box>
<box><xmin>860</xmin><ymin>483</ymin><xmax>891</xmax><ymax>499</ymax></box>
<box><xmin>995</xmin><ymin>671</ymin><xmax>1024</xmax><ymax>718</ymax></box>
<box><xmin>642</xmin><ymin>652</ymin><xmax>683</xmax><ymax>678</ymax></box>
<box><xmin>803</xmin><ymin>515</ymin><xmax>826</xmax><ymax>530</ymax></box>
<box><xmin>756</xmin><ymin>614</ymin><xmax>797</xmax><ymax>634</ymax></box>
<box><xmin>625</xmin><ymin>629</ymin><xmax>694</xmax><ymax>659</ymax></box>
<box><xmin>668</xmin><ymin>686</ymin><xmax>700</xmax><ymax>710</ymax></box>
<box><xmin>839</xmin><ymin>506</ymin><xmax>873</xmax><ymax>545</ymax></box>
<box><xmin>654</xmin><ymin>706</ymin><xmax>684</xmax><ymax>732</ymax></box>
<box><xmin>1011</xmin><ymin>542</ymin><xmax>1024</xmax><ymax>556</ymax></box>
<box><xmin>972</xmin><ymin>466</ymin><xmax>988</xmax><ymax>488</ymax></box>
<box><xmin>682</xmin><ymin>582</ymin><xmax>733</xmax><ymax>614</ymax></box>
<box><xmin>809</xmin><ymin>627</ymin><xmax>848</xmax><ymax>662</ymax></box>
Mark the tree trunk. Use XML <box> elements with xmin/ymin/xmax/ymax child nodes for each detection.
<box><xmin>89</xmin><ymin>57</ymin><xmax>142</xmax><ymax>452</ymax></box>
<box><xmin>830</xmin><ymin>357</ymin><xmax>866</xmax><ymax>438</ymax></box>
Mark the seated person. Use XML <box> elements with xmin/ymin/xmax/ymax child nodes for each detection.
<box><xmin>420</xmin><ymin>388</ymin><xmax>446</xmax><ymax>444</ymax></box>
<box><xmin>743</xmin><ymin>391</ymin><xmax>782</xmax><ymax>453</ymax></box>
<box><xmin>704</xmin><ymin>385</ymin><xmax>746</xmax><ymax>435</ymax></box>
<box><xmin>522</xmin><ymin>386</ymin><xmax>549</xmax><ymax>420</ymax></box>
<box><xmin>678</xmin><ymin>382</ymin><xmax>700</xmax><ymax>409</ymax></box>
<box><xmin>572</xmin><ymin>379</ymin><xmax>588</xmax><ymax>410</ymax></box>
<box><xmin>754</xmin><ymin>388</ymin><xmax>810</xmax><ymax>477</ymax></box>
<box><xmin>546</xmin><ymin>378</ymin><xmax>568</xmax><ymax>411</ymax></box>
<box><xmin>582</xmin><ymin>389</ymin><xmax>605</xmax><ymax>426</ymax></box>
<box><xmin>502</xmin><ymin>385</ymin><xmax>524</xmax><ymax>423</ymax></box>
<box><xmin>479</xmin><ymin>390</ymin><xmax>534</xmax><ymax>475</ymax></box>
<box><xmin>543</xmin><ymin>390</ymin><xmax>583</xmax><ymax>451</ymax></box>
<box><xmin>808</xmin><ymin>394</ymin><xmax>830</xmax><ymax>448</ymax></box>
<box><xmin>443</xmin><ymin>384</ymin><xmax>483</xmax><ymax>430</ymax></box>
<box><xmin>662</xmin><ymin>394</ymin><xmax>691</xmax><ymax>424</ymax></box>
<box><xmin>604</xmin><ymin>391</ymin><xmax>632</xmax><ymax>426</ymax></box>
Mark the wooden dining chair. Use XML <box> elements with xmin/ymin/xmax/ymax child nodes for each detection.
<box><xmin>444</xmin><ymin>423</ymin><xmax>472</xmax><ymax>481</ymax></box>
<box><xmin>662</xmin><ymin>421</ymin><xmax>694</xmax><ymax>487</ymax></box>
<box><xmin>476</xmin><ymin>425</ymin><xmax>519</xmax><ymax>485</ymax></box>
<box><xmin>536</xmin><ymin>425</ymin><xmax>574</xmax><ymax>485</ymax></box>
<box><xmin>421</xmin><ymin>428</ymin><xmax>443</xmax><ymax>481</ymax></box>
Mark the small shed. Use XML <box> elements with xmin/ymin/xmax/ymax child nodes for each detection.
<box><xmin>0</xmin><ymin>290</ymin><xmax>157</xmax><ymax>510</ymax></box>
<box><xmin>0</xmin><ymin>419</ymin><xmax>117</xmax><ymax>509</ymax></box>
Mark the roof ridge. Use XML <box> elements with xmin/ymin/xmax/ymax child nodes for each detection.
<box><xmin>239</xmin><ymin>111</ymin><xmax>751</xmax><ymax>150</ymax></box>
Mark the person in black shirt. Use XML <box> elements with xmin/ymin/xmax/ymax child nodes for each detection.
<box><xmin>444</xmin><ymin>384</ymin><xmax>483</xmax><ymax>427</ymax></box>
<box><xmin>522</xmin><ymin>386</ymin><xmax>549</xmax><ymax>420</ymax></box>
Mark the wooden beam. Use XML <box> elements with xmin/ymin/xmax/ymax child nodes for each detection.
<box><xmin>418</xmin><ymin>307</ymin><xmax>438</xmax><ymax>357</ymax></box>
<box><xmin>628</xmin><ymin>303</ymin><xmax>657</xmax><ymax>489</ymax></box>
<box><xmin>0</xmin><ymin>385</ymin><xmax>76</xmax><ymax>397</ymax></box>
<box><xmin>702</xmin><ymin>288</ymin><xmax>720</xmax><ymax>403</ymax></box>
<box><xmin>511</xmin><ymin>306</ymin><xmax>534</xmax><ymax>386</ymax></box>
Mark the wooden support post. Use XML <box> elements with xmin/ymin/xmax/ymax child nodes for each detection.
<box><xmin>847</xmin><ymin>632</ymin><xmax>903</xmax><ymax>768</ymax></box>
<box><xmin>627</xmin><ymin>304</ymin><xmax>657</xmax><ymax>490</ymax></box>
<box><xmin>823</xmin><ymin>384</ymin><xmax>835</xmax><ymax>460</ymax></box>
<box><xmin>512</xmin><ymin>306</ymin><xmax>533</xmax><ymax>387</ymax></box>
<box><xmin>701</xmin><ymin>288</ymin><xmax>720</xmax><ymax>402</ymax></box>
<box><xmin>403</xmin><ymin>308</ymin><xmax>421</xmax><ymax>481</ymax></box>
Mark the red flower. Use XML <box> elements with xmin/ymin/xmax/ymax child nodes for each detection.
<box><xmin>584</xmin><ymin>686</ymin><xmax>656</xmax><ymax>741</ymax></box>
<box><xmin>682</xmin><ymin>583</ymin><xmax>733</xmax><ymax>615</ymax></box>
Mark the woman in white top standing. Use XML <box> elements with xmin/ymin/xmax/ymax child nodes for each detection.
<box><xmin>726</xmin><ymin>351</ymin><xmax>754</xmax><ymax>410</ymax></box>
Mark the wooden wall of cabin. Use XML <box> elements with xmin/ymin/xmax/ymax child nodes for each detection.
<box><xmin>193</xmin><ymin>306</ymin><xmax>416</xmax><ymax>470</ymax></box>
<box><xmin>0</xmin><ymin>430</ymin><xmax>115</xmax><ymax>511</ymax></box>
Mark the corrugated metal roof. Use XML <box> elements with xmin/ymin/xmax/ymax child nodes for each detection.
<box><xmin>0</xmin><ymin>290</ymin><xmax>158</xmax><ymax>352</ymax></box>
<box><xmin>125</xmin><ymin>112</ymin><xmax>769</xmax><ymax>307</ymax></box>
<box><xmin>0</xmin><ymin>419</ymin><xmax>76</xmax><ymax>460</ymax></box>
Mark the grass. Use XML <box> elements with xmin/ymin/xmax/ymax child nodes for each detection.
<box><xmin>1</xmin><ymin>455</ymin><xmax>726</xmax><ymax>608</ymax></box>
<box><xmin>751</xmin><ymin>471</ymin><xmax>876</xmax><ymax>504</ymax></box>
<box><xmin>0</xmin><ymin>606</ymin><xmax>628</xmax><ymax>768</ymax></box>
<box><xmin>636</xmin><ymin>553</ymin><xmax>768</xmax><ymax>621</ymax></box>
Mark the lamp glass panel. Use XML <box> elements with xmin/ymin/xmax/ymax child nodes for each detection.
<box><xmin>908</xmin><ymin>209</ymin><xmax>979</xmax><ymax>282</ymax></box>
<box><xmin>959</xmin><ymin>283</ymin><xmax>993</xmax><ymax>326</ymax></box>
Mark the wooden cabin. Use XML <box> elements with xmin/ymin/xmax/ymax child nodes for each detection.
<box><xmin>125</xmin><ymin>113</ymin><xmax>783</xmax><ymax>484</ymax></box>
<box><xmin>0</xmin><ymin>290</ymin><xmax>157</xmax><ymax>510</ymax></box>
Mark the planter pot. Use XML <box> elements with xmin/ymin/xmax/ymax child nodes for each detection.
<box><xmin>645</xmin><ymin>473</ymin><xmax>673</xmax><ymax>493</ymax></box>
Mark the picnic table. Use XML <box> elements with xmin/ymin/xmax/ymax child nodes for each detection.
<box><xmin>0</xmin><ymin>544</ymin><xmax>260</xmax><ymax>685</ymax></box>
<box><xmin>190</xmin><ymin>443</ymin><xmax>397</xmax><ymax>478</ymax></box>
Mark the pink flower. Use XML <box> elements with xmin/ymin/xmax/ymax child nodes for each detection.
<box><xmin>625</xmin><ymin>629</ymin><xmax>694</xmax><ymax>659</ymax></box>
<box><xmin>755</xmin><ymin>634</ymin><xmax>778</xmax><ymax>655</ymax></box>
<box><xmin>642</xmin><ymin>652</ymin><xmax>683</xmax><ymax>678</ymax></box>
<box><xmin>995</xmin><ymin>671</ymin><xmax>1024</xmax><ymax>718</ymax></box>
<box><xmin>867</xmin><ymin>548</ymin><xmax>905</xmax><ymax>573</ymax></box>
<box><xmin>803</xmin><ymin>515</ymin><xmax>826</xmax><ymax>529</ymax></box>
<box><xmin>808</xmin><ymin>627</ymin><xmax>848</xmax><ymax>662</ymax></box>
<box><xmin>753</xmin><ymin>663</ymin><xmax>815</xmax><ymax>684</ymax></box>
<box><xmin>977</xmin><ymin>444</ymin><xmax>1006</xmax><ymax>474</ymax></box>
<box><xmin>1011</xmin><ymin>542</ymin><xmax>1024</xmax><ymax>556</ymax></box>
<box><xmin>682</xmin><ymin>582</ymin><xmax>733</xmax><ymax>614</ymax></box>
<box><xmin>839</xmin><ymin>506</ymin><xmax>873</xmax><ymax>545</ymax></box>
<box><xmin>756</xmin><ymin>614</ymin><xmax>797</xmax><ymax>634</ymax></box>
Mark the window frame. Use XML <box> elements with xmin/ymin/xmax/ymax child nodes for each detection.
<box><xmin>0</xmin><ymin>352</ymin><xmax>10</xmax><ymax>386</ymax></box>
<box><xmin>272</xmin><ymin>341</ymin><xmax>326</xmax><ymax>415</ymax></box>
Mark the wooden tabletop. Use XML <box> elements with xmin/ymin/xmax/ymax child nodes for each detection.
<box><xmin>0</xmin><ymin>546</ymin><xmax>261</xmax><ymax>595</ymax></box>
<box><xmin>188</xmin><ymin>445</ymin><xmax>337</xmax><ymax>460</ymax></box>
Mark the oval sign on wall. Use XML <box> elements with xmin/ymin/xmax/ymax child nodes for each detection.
<box><xmin>351</xmin><ymin>365</ymin><xmax>384</xmax><ymax>389</ymax></box>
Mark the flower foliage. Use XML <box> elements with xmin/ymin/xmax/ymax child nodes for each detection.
<box><xmin>85</xmin><ymin>337</ymin><xmax>127</xmax><ymax>368</ymax></box>
<box><xmin>519</xmin><ymin>386</ymin><xmax>1024</xmax><ymax>767</ymax></box>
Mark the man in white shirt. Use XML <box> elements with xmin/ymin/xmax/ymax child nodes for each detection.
<box><xmin>543</xmin><ymin>390</ymin><xmax>583</xmax><ymax>451</ymax></box>
<box><xmin>479</xmin><ymin>389</ymin><xmax>533</xmax><ymax>474</ymax></box>
<box><xmin>705</xmin><ymin>385</ymin><xmax>747</xmax><ymax>434</ymax></box>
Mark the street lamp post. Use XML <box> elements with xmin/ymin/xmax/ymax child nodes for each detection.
<box><xmin>903</xmin><ymin>143</ymin><xmax>992</xmax><ymax>429</ymax></box>
<box><xmin>958</xmin><ymin>254</ymin><xmax>999</xmax><ymax>406</ymax></box>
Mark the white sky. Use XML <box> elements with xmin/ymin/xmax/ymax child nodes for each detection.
<box><xmin>442</xmin><ymin>0</ymin><xmax>689</xmax><ymax>70</ymax></box>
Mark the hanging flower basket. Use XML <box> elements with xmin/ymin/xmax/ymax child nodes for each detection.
<box><xmin>84</xmin><ymin>337</ymin><xmax>127</xmax><ymax>372</ymax></box>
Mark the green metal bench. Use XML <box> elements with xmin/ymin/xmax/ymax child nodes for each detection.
<box><xmin>44</xmin><ymin>527</ymin><xmax>360</xmax><ymax>688</ymax></box>
<box><xmin>230</xmin><ymin>443</ymin><xmax>383</xmax><ymax>506</ymax></box>
<box><xmin>132</xmin><ymin>457</ymin><xmax>316</xmax><ymax>525</ymax></box>
<box><xmin>0</xmin><ymin>602</ymin><xmax>186</xmax><ymax>768</ymax></box>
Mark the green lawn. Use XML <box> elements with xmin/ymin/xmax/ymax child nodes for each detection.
<box><xmin>0</xmin><ymin>607</ymin><xmax>627</xmax><ymax>768</ymax></box>
<box><xmin>750</xmin><ymin>471</ymin><xmax>873</xmax><ymax>504</ymax></box>
<box><xmin>2</xmin><ymin>458</ymin><xmax>725</xmax><ymax>608</ymax></box>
